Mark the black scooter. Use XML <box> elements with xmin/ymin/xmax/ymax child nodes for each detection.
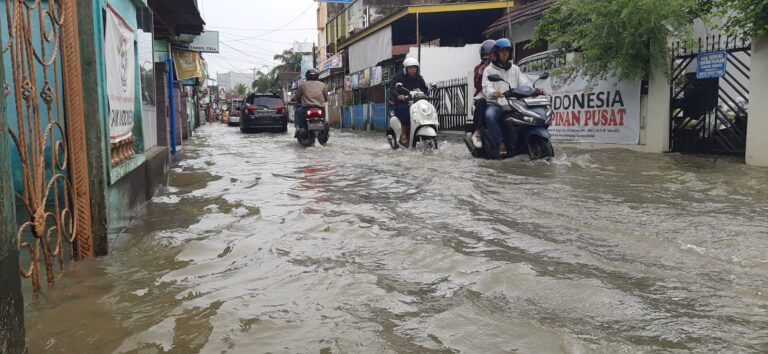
<box><xmin>464</xmin><ymin>72</ymin><xmax>555</xmax><ymax>160</ymax></box>
<box><xmin>292</xmin><ymin>104</ymin><xmax>330</xmax><ymax>147</ymax></box>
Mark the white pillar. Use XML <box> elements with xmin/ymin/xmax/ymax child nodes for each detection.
<box><xmin>643</xmin><ymin>68</ymin><xmax>671</xmax><ymax>153</ymax></box>
<box><xmin>746</xmin><ymin>36</ymin><xmax>768</xmax><ymax>166</ymax></box>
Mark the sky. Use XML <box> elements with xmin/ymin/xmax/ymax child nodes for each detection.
<box><xmin>198</xmin><ymin>0</ymin><xmax>319</xmax><ymax>80</ymax></box>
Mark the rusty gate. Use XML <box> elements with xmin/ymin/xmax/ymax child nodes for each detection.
<box><xmin>2</xmin><ymin>0</ymin><xmax>94</xmax><ymax>293</ymax></box>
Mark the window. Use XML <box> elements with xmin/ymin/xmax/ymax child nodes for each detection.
<box><xmin>515</xmin><ymin>39</ymin><xmax>547</xmax><ymax>64</ymax></box>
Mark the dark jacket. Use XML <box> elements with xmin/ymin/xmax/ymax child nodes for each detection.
<box><xmin>390</xmin><ymin>72</ymin><xmax>428</xmax><ymax>103</ymax></box>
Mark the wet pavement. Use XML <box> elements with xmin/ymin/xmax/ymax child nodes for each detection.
<box><xmin>23</xmin><ymin>124</ymin><xmax>768</xmax><ymax>353</ymax></box>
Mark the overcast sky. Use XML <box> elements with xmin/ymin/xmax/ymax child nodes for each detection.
<box><xmin>198</xmin><ymin>0</ymin><xmax>319</xmax><ymax>79</ymax></box>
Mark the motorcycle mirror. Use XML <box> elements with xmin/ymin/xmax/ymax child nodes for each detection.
<box><xmin>539</xmin><ymin>72</ymin><xmax>550</xmax><ymax>80</ymax></box>
<box><xmin>396</xmin><ymin>83</ymin><xmax>403</xmax><ymax>88</ymax></box>
<box><xmin>487</xmin><ymin>74</ymin><xmax>504</xmax><ymax>82</ymax></box>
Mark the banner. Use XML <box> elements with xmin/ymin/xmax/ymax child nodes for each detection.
<box><xmin>344</xmin><ymin>75</ymin><xmax>352</xmax><ymax>92</ymax></box>
<box><xmin>105</xmin><ymin>6</ymin><xmax>136</xmax><ymax>144</ymax></box>
<box><xmin>300</xmin><ymin>54</ymin><xmax>314</xmax><ymax>80</ymax></box>
<box><xmin>371</xmin><ymin>66</ymin><xmax>382</xmax><ymax>86</ymax></box>
<box><xmin>531</xmin><ymin>73</ymin><xmax>641</xmax><ymax>144</ymax></box>
<box><xmin>173</xmin><ymin>49</ymin><xmax>205</xmax><ymax>81</ymax></box>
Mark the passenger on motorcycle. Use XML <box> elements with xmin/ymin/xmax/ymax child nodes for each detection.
<box><xmin>294</xmin><ymin>68</ymin><xmax>328</xmax><ymax>131</ymax></box>
<box><xmin>471</xmin><ymin>39</ymin><xmax>496</xmax><ymax>145</ymax></box>
<box><xmin>390</xmin><ymin>57</ymin><xmax>429</xmax><ymax>146</ymax></box>
<box><xmin>482</xmin><ymin>38</ymin><xmax>536</xmax><ymax>156</ymax></box>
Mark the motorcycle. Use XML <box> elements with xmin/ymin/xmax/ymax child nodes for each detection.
<box><xmin>464</xmin><ymin>72</ymin><xmax>555</xmax><ymax>160</ymax></box>
<box><xmin>293</xmin><ymin>105</ymin><xmax>330</xmax><ymax>147</ymax></box>
<box><xmin>386</xmin><ymin>83</ymin><xmax>440</xmax><ymax>150</ymax></box>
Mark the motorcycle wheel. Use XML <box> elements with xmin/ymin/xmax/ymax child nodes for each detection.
<box><xmin>318</xmin><ymin>127</ymin><xmax>330</xmax><ymax>146</ymax></box>
<box><xmin>297</xmin><ymin>130</ymin><xmax>315</xmax><ymax>147</ymax></box>
<box><xmin>528</xmin><ymin>136</ymin><xmax>555</xmax><ymax>160</ymax></box>
<box><xmin>415</xmin><ymin>135</ymin><xmax>438</xmax><ymax>151</ymax></box>
<box><xmin>386</xmin><ymin>130</ymin><xmax>399</xmax><ymax>150</ymax></box>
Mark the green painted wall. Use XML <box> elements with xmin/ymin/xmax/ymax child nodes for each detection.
<box><xmin>0</xmin><ymin>43</ymin><xmax>26</xmax><ymax>354</ymax></box>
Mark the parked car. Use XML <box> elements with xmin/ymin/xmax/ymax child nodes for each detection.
<box><xmin>228</xmin><ymin>99</ymin><xmax>244</xmax><ymax>127</ymax></box>
<box><xmin>240</xmin><ymin>94</ymin><xmax>288</xmax><ymax>133</ymax></box>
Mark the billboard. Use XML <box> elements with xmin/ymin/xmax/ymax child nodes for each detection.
<box><xmin>189</xmin><ymin>31</ymin><xmax>220</xmax><ymax>53</ymax></box>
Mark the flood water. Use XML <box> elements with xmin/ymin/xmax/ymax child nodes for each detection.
<box><xmin>23</xmin><ymin>124</ymin><xmax>768</xmax><ymax>353</ymax></box>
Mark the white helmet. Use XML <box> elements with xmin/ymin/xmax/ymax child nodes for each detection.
<box><xmin>403</xmin><ymin>57</ymin><xmax>419</xmax><ymax>74</ymax></box>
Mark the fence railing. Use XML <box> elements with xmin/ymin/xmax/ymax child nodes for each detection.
<box><xmin>429</xmin><ymin>78</ymin><xmax>469</xmax><ymax>131</ymax></box>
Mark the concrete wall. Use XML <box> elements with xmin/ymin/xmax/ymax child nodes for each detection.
<box><xmin>0</xmin><ymin>52</ymin><xmax>25</xmax><ymax>354</ymax></box>
<box><xmin>407</xmin><ymin>44</ymin><xmax>481</xmax><ymax>84</ymax></box>
<box><xmin>746</xmin><ymin>36</ymin><xmax>768</xmax><ymax>166</ymax></box>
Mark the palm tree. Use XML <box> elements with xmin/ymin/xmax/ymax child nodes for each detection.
<box><xmin>271</xmin><ymin>49</ymin><xmax>303</xmax><ymax>76</ymax></box>
<box><xmin>251</xmin><ymin>71</ymin><xmax>277</xmax><ymax>93</ymax></box>
<box><xmin>233</xmin><ymin>83</ymin><xmax>248</xmax><ymax>96</ymax></box>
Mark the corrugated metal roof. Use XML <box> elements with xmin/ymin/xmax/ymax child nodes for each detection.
<box><xmin>483</xmin><ymin>0</ymin><xmax>555</xmax><ymax>36</ymax></box>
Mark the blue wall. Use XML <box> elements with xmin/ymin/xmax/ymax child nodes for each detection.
<box><xmin>0</xmin><ymin>1</ymin><xmax>68</xmax><ymax>196</ymax></box>
<box><xmin>341</xmin><ymin>103</ymin><xmax>389</xmax><ymax>130</ymax></box>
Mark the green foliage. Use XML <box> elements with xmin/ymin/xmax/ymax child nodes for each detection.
<box><xmin>530</xmin><ymin>0</ymin><xmax>705</xmax><ymax>80</ymax></box>
<box><xmin>233</xmin><ymin>83</ymin><xmax>248</xmax><ymax>96</ymax></box>
<box><xmin>715</xmin><ymin>0</ymin><xmax>768</xmax><ymax>38</ymax></box>
<box><xmin>251</xmin><ymin>71</ymin><xmax>278</xmax><ymax>93</ymax></box>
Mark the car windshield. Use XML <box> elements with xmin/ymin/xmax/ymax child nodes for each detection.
<box><xmin>247</xmin><ymin>96</ymin><xmax>283</xmax><ymax>108</ymax></box>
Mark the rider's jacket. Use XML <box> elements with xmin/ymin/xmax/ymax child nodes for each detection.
<box><xmin>390</xmin><ymin>72</ymin><xmax>428</xmax><ymax>103</ymax></box>
<box><xmin>482</xmin><ymin>61</ymin><xmax>532</xmax><ymax>105</ymax></box>
<box><xmin>295</xmin><ymin>81</ymin><xmax>328</xmax><ymax>108</ymax></box>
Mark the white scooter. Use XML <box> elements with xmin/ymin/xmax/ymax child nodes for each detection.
<box><xmin>386</xmin><ymin>83</ymin><xmax>440</xmax><ymax>150</ymax></box>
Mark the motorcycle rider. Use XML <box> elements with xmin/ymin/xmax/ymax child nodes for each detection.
<box><xmin>482</xmin><ymin>38</ymin><xmax>534</xmax><ymax>156</ymax></box>
<box><xmin>391</xmin><ymin>57</ymin><xmax>429</xmax><ymax>146</ymax></box>
<box><xmin>471</xmin><ymin>39</ymin><xmax>497</xmax><ymax>146</ymax></box>
<box><xmin>294</xmin><ymin>68</ymin><xmax>328</xmax><ymax>132</ymax></box>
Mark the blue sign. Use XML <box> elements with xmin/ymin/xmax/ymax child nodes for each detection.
<box><xmin>696</xmin><ymin>51</ymin><xmax>727</xmax><ymax>79</ymax></box>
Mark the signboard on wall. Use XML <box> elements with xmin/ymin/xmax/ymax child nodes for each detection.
<box><xmin>189</xmin><ymin>31</ymin><xmax>220</xmax><ymax>53</ymax></box>
<box><xmin>530</xmin><ymin>73</ymin><xmax>641</xmax><ymax>144</ymax></box>
<box><xmin>172</xmin><ymin>49</ymin><xmax>205</xmax><ymax>80</ymax></box>
<box><xmin>696</xmin><ymin>51</ymin><xmax>727</xmax><ymax>79</ymax></box>
<box><xmin>104</xmin><ymin>6</ymin><xmax>136</xmax><ymax>144</ymax></box>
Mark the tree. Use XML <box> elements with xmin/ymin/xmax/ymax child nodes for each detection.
<box><xmin>234</xmin><ymin>83</ymin><xmax>248</xmax><ymax>96</ymax></box>
<box><xmin>530</xmin><ymin>0</ymin><xmax>705</xmax><ymax>81</ymax></box>
<box><xmin>714</xmin><ymin>0</ymin><xmax>768</xmax><ymax>38</ymax></box>
<box><xmin>271</xmin><ymin>49</ymin><xmax>303</xmax><ymax>75</ymax></box>
<box><xmin>251</xmin><ymin>71</ymin><xmax>278</xmax><ymax>93</ymax></box>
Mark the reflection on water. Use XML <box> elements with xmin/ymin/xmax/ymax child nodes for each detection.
<box><xmin>24</xmin><ymin>124</ymin><xmax>768</xmax><ymax>353</ymax></box>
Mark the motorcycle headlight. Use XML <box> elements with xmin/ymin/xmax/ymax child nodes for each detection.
<box><xmin>419</xmin><ymin>102</ymin><xmax>433</xmax><ymax>115</ymax></box>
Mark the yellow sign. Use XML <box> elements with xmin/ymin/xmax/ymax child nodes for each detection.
<box><xmin>172</xmin><ymin>49</ymin><xmax>205</xmax><ymax>80</ymax></box>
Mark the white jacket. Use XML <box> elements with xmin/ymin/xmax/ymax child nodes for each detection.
<box><xmin>482</xmin><ymin>62</ymin><xmax>532</xmax><ymax>104</ymax></box>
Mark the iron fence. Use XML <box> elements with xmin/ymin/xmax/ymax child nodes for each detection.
<box><xmin>429</xmin><ymin>78</ymin><xmax>468</xmax><ymax>131</ymax></box>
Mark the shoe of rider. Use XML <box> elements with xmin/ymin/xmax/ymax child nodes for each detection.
<box><xmin>391</xmin><ymin>57</ymin><xmax>429</xmax><ymax>145</ymax></box>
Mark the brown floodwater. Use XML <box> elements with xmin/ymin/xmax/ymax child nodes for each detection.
<box><xmin>22</xmin><ymin>124</ymin><xmax>768</xmax><ymax>353</ymax></box>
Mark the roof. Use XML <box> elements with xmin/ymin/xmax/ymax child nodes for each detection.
<box><xmin>483</xmin><ymin>0</ymin><xmax>555</xmax><ymax>36</ymax></box>
<box><xmin>337</xmin><ymin>1</ymin><xmax>512</xmax><ymax>51</ymax></box>
<box><xmin>149</xmin><ymin>0</ymin><xmax>205</xmax><ymax>37</ymax></box>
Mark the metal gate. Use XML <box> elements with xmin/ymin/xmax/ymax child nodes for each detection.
<box><xmin>669</xmin><ymin>35</ymin><xmax>751</xmax><ymax>155</ymax></box>
<box><xmin>430</xmin><ymin>78</ymin><xmax>468</xmax><ymax>131</ymax></box>
<box><xmin>2</xmin><ymin>0</ymin><xmax>93</xmax><ymax>293</ymax></box>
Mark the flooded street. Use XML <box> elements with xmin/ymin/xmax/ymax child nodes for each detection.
<box><xmin>24</xmin><ymin>124</ymin><xmax>768</xmax><ymax>353</ymax></box>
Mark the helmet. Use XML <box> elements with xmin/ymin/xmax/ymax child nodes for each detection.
<box><xmin>403</xmin><ymin>57</ymin><xmax>420</xmax><ymax>74</ymax></box>
<box><xmin>492</xmin><ymin>38</ymin><xmax>512</xmax><ymax>53</ymax></box>
<box><xmin>480</xmin><ymin>39</ymin><xmax>495</xmax><ymax>60</ymax></box>
<box><xmin>306</xmin><ymin>68</ymin><xmax>319</xmax><ymax>81</ymax></box>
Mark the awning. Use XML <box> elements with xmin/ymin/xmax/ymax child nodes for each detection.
<box><xmin>483</xmin><ymin>0</ymin><xmax>555</xmax><ymax>36</ymax></box>
<box><xmin>337</xmin><ymin>1</ymin><xmax>509</xmax><ymax>51</ymax></box>
<box><xmin>149</xmin><ymin>0</ymin><xmax>205</xmax><ymax>38</ymax></box>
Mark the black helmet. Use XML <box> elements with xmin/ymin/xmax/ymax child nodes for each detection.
<box><xmin>480</xmin><ymin>39</ymin><xmax>495</xmax><ymax>60</ymax></box>
<box><xmin>306</xmin><ymin>68</ymin><xmax>319</xmax><ymax>81</ymax></box>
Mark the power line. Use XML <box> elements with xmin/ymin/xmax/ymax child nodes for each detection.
<box><xmin>207</xmin><ymin>26</ymin><xmax>316</xmax><ymax>32</ymax></box>
<box><xmin>250</xmin><ymin>3</ymin><xmax>315</xmax><ymax>40</ymax></box>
